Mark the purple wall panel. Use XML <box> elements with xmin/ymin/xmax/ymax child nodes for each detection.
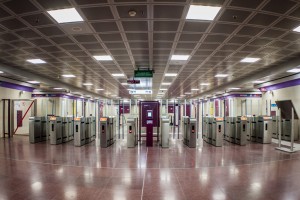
<box><xmin>168</xmin><ymin>105</ymin><xmax>174</xmax><ymax>113</ymax></box>
<box><xmin>119</xmin><ymin>105</ymin><xmax>130</xmax><ymax>114</ymax></box>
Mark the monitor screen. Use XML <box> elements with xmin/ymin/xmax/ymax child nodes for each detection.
<box><xmin>147</xmin><ymin>110</ymin><xmax>152</xmax><ymax>118</ymax></box>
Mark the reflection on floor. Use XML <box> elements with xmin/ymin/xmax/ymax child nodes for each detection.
<box><xmin>0</xmin><ymin>135</ymin><xmax>300</xmax><ymax>200</ymax></box>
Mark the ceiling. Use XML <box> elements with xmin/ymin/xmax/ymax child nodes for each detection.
<box><xmin>0</xmin><ymin>0</ymin><xmax>300</xmax><ymax>100</ymax></box>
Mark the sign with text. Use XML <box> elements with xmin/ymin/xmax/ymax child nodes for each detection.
<box><xmin>127</xmin><ymin>79</ymin><xmax>140</xmax><ymax>84</ymax></box>
<box><xmin>129</xmin><ymin>90</ymin><xmax>152</xmax><ymax>94</ymax></box>
<box><xmin>134</xmin><ymin>70</ymin><xmax>153</xmax><ymax>78</ymax></box>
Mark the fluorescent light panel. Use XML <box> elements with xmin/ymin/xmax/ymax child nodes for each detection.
<box><xmin>165</xmin><ymin>73</ymin><xmax>177</xmax><ymax>77</ymax></box>
<box><xmin>240</xmin><ymin>57</ymin><xmax>261</xmax><ymax>63</ymax></box>
<box><xmin>0</xmin><ymin>71</ymin><xmax>3</xmax><ymax>74</ymax></box>
<box><xmin>62</xmin><ymin>74</ymin><xmax>76</xmax><ymax>78</ymax></box>
<box><xmin>287</xmin><ymin>68</ymin><xmax>300</xmax><ymax>73</ymax></box>
<box><xmin>293</xmin><ymin>25</ymin><xmax>300</xmax><ymax>32</ymax></box>
<box><xmin>83</xmin><ymin>83</ymin><xmax>93</xmax><ymax>86</ymax></box>
<box><xmin>54</xmin><ymin>88</ymin><xmax>63</xmax><ymax>90</ymax></box>
<box><xmin>96</xmin><ymin>88</ymin><xmax>104</xmax><ymax>91</ymax></box>
<box><xmin>160</xmin><ymin>88</ymin><xmax>168</xmax><ymax>91</ymax></box>
<box><xmin>93</xmin><ymin>55</ymin><xmax>113</xmax><ymax>61</ymax></box>
<box><xmin>27</xmin><ymin>81</ymin><xmax>40</xmax><ymax>84</ymax></box>
<box><xmin>27</xmin><ymin>59</ymin><xmax>46</xmax><ymax>64</ymax></box>
<box><xmin>253</xmin><ymin>81</ymin><xmax>264</xmax><ymax>84</ymax></box>
<box><xmin>112</xmin><ymin>73</ymin><xmax>125</xmax><ymax>77</ymax></box>
<box><xmin>200</xmin><ymin>83</ymin><xmax>210</xmax><ymax>85</ymax></box>
<box><xmin>171</xmin><ymin>55</ymin><xmax>189</xmax><ymax>61</ymax></box>
<box><xmin>186</xmin><ymin>5</ymin><xmax>221</xmax><ymax>20</ymax></box>
<box><xmin>47</xmin><ymin>8</ymin><xmax>83</xmax><ymax>23</ymax></box>
<box><xmin>191</xmin><ymin>88</ymin><xmax>199</xmax><ymax>91</ymax></box>
<box><xmin>162</xmin><ymin>82</ymin><xmax>171</xmax><ymax>85</ymax></box>
<box><xmin>215</xmin><ymin>74</ymin><xmax>228</xmax><ymax>77</ymax></box>
<box><xmin>185</xmin><ymin>92</ymin><xmax>192</xmax><ymax>95</ymax></box>
<box><xmin>229</xmin><ymin>88</ymin><xmax>240</xmax><ymax>90</ymax></box>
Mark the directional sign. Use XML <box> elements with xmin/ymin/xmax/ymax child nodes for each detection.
<box><xmin>129</xmin><ymin>90</ymin><xmax>152</xmax><ymax>94</ymax></box>
<box><xmin>134</xmin><ymin>70</ymin><xmax>153</xmax><ymax>78</ymax></box>
<box><xmin>127</xmin><ymin>79</ymin><xmax>140</xmax><ymax>84</ymax></box>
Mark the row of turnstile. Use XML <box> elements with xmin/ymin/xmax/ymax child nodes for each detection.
<box><xmin>29</xmin><ymin>116</ymin><xmax>98</xmax><ymax>146</ymax></box>
<box><xmin>182</xmin><ymin>116</ymin><xmax>197</xmax><ymax>148</ymax></box>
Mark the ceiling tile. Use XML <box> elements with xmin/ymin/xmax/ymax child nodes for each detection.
<box><xmin>182</xmin><ymin>22</ymin><xmax>210</xmax><ymax>32</ymax></box>
<box><xmin>154</xmin><ymin>5</ymin><xmax>184</xmax><ymax>19</ymax></box>
<box><xmin>91</xmin><ymin>22</ymin><xmax>119</xmax><ymax>32</ymax></box>
<box><xmin>154</xmin><ymin>21</ymin><xmax>180</xmax><ymax>31</ymax></box>
<box><xmin>248</xmin><ymin>13</ymin><xmax>279</xmax><ymax>26</ymax></box>
<box><xmin>154</xmin><ymin>33</ymin><xmax>176</xmax><ymax>41</ymax></box>
<box><xmin>117</xmin><ymin>5</ymin><xmax>147</xmax><ymax>19</ymax></box>
<box><xmin>73</xmin><ymin>34</ymin><xmax>98</xmax><ymax>43</ymax></box>
<box><xmin>22</xmin><ymin>13</ymin><xmax>54</xmax><ymax>26</ymax></box>
<box><xmin>99</xmin><ymin>33</ymin><xmax>123</xmax><ymax>41</ymax></box>
<box><xmin>274</xmin><ymin>18</ymin><xmax>300</xmax><ymax>30</ymax></box>
<box><xmin>260</xmin><ymin>29</ymin><xmax>285</xmax><ymax>38</ymax></box>
<box><xmin>204</xmin><ymin>35</ymin><xmax>228</xmax><ymax>43</ymax></box>
<box><xmin>219</xmin><ymin>9</ymin><xmax>251</xmax><ymax>23</ymax></box>
<box><xmin>50</xmin><ymin>36</ymin><xmax>73</xmax><ymax>44</ymax></box>
<box><xmin>126</xmin><ymin>33</ymin><xmax>148</xmax><ymax>41</ymax></box>
<box><xmin>179</xmin><ymin>33</ymin><xmax>202</xmax><ymax>42</ymax></box>
<box><xmin>74</xmin><ymin>0</ymin><xmax>108</xmax><ymax>5</ymax></box>
<box><xmin>229</xmin><ymin>0</ymin><xmax>262</xmax><ymax>9</ymax></box>
<box><xmin>236</xmin><ymin>26</ymin><xmax>263</xmax><ymax>36</ymax></box>
<box><xmin>1</xmin><ymin>18</ymin><xmax>27</xmax><ymax>30</ymax></box>
<box><xmin>36</xmin><ymin>0</ymin><xmax>71</xmax><ymax>10</ymax></box>
<box><xmin>81</xmin><ymin>6</ymin><xmax>114</xmax><ymax>20</ymax></box>
<box><xmin>4</xmin><ymin>0</ymin><xmax>39</xmax><ymax>14</ymax></box>
<box><xmin>38</xmin><ymin>26</ymin><xmax>65</xmax><ymax>36</ymax></box>
<box><xmin>122</xmin><ymin>21</ymin><xmax>148</xmax><ymax>31</ymax></box>
<box><xmin>262</xmin><ymin>0</ymin><xmax>296</xmax><ymax>14</ymax></box>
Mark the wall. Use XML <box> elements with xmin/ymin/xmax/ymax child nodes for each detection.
<box><xmin>0</xmin><ymin>87</ymin><xmax>32</xmax><ymax>137</ymax></box>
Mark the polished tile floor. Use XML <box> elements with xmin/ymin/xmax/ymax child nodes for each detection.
<box><xmin>1</xmin><ymin>134</ymin><xmax>300</xmax><ymax>200</ymax></box>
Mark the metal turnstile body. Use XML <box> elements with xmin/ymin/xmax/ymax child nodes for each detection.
<box><xmin>225</xmin><ymin>117</ymin><xmax>236</xmax><ymax>143</ymax></box>
<box><xmin>85</xmin><ymin>117</ymin><xmax>92</xmax><ymax>144</ymax></box>
<box><xmin>182</xmin><ymin>116</ymin><xmax>189</xmax><ymax>145</ymax></box>
<box><xmin>100</xmin><ymin>117</ymin><xmax>110</xmax><ymax>148</ymax></box>
<box><xmin>49</xmin><ymin>117</ymin><xmax>62</xmax><ymax>145</ymax></box>
<box><xmin>271</xmin><ymin>116</ymin><xmax>279</xmax><ymax>139</ymax></box>
<box><xmin>109</xmin><ymin>117</ymin><xmax>116</xmax><ymax>145</ymax></box>
<box><xmin>212</xmin><ymin>117</ymin><xmax>224</xmax><ymax>147</ymax></box>
<box><xmin>127</xmin><ymin>118</ymin><xmax>136</xmax><ymax>148</ymax></box>
<box><xmin>235</xmin><ymin>116</ymin><xmax>247</xmax><ymax>145</ymax></box>
<box><xmin>250</xmin><ymin>117</ymin><xmax>258</xmax><ymax>142</ymax></box>
<box><xmin>282</xmin><ymin>119</ymin><xmax>299</xmax><ymax>141</ymax></box>
<box><xmin>67</xmin><ymin>117</ymin><xmax>73</xmax><ymax>141</ymax></box>
<box><xmin>202</xmin><ymin>117</ymin><xmax>209</xmax><ymax>142</ymax></box>
<box><xmin>257</xmin><ymin>116</ymin><xmax>272</xmax><ymax>144</ymax></box>
<box><xmin>74</xmin><ymin>117</ymin><xmax>85</xmax><ymax>146</ymax></box>
<box><xmin>207</xmin><ymin>117</ymin><xmax>213</xmax><ymax>144</ymax></box>
<box><xmin>188</xmin><ymin>118</ymin><xmax>197</xmax><ymax>148</ymax></box>
<box><xmin>160</xmin><ymin>117</ymin><xmax>170</xmax><ymax>148</ymax></box>
<box><xmin>29</xmin><ymin>117</ymin><xmax>42</xmax><ymax>143</ymax></box>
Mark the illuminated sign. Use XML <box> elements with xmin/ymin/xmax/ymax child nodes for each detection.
<box><xmin>100</xmin><ymin>118</ymin><xmax>108</xmax><ymax>121</ymax></box>
<box><xmin>215</xmin><ymin>117</ymin><xmax>223</xmax><ymax>121</ymax></box>
<box><xmin>50</xmin><ymin>117</ymin><xmax>56</xmax><ymax>120</ymax></box>
<box><xmin>129</xmin><ymin>90</ymin><xmax>152</xmax><ymax>94</ymax></box>
<box><xmin>127</xmin><ymin>79</ymin><xmax>140</xmax><ymax>84</ymax></box>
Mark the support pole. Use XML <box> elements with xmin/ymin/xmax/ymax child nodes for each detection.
<box><xmin>291</xmin><ymin>107</ymin><xmax>294</xmax><ymax>151</ymax></box>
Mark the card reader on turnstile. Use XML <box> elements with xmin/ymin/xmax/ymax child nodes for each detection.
<box><xmin>212</xmin><ymin>117</ymin><xmax>224</xmax><ymax>147</ymax></box>
<box><xmin>146</xmin><ymin>110</ymin><xmax>154</xmax><ymax>147</ymax></box>
<box><xmin>257</xmin><ymin>116</ymin><xmax>272</xmax><ymax>144</ymax></box>
<box><xmin>127</xmin><ymin>118</ymin><xmax>136</xmax><ymax>148</ymax></box>
<box><xmin>235</xmin><ymin>116</ymin><xmax>247</xmax><ymax>145</ymax></box>
<box><xmin>100</xmin><ymin>117</ymin><xmax>110</xmax><ymax>148</ymax></box>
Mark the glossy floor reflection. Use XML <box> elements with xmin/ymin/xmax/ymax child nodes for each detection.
<box><xmin>0</xmin><ymin>135</ymin><xmax>300</xmax><ymax>200</ymax></box>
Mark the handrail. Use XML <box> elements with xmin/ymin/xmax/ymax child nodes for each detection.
<box><xmin>13</xmin><ymin>100</ymin><xmax>35</xmax><ymax>135</ymax></box>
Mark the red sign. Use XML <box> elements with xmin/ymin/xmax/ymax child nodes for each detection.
<box><xmin>127</xmin><ymin>80</ymin><xmax>140</xmax><ymax>84</ymax></box>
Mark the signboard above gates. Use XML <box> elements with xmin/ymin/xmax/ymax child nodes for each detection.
<box><xmin>129</xmin><ymin>90</ymin><xmax>152</xmax><ymax>94</ymax></box>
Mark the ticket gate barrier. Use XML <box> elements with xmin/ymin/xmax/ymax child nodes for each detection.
<box><xmin>85</xmin><ymin>117</ymin><xmax>92</xmax><ymax>144</ymax></box>
<box><xmin>109</xmin><ymin>117</ymin><xmax>116</xmax><ymax>145</ymax></box>
<box><xmin>207</xmin><ymin>117</ymin><xmax>213</xmax><ymax>144</ymax></box>
<box><xmin>272</xmin><ymin>116</ymin><xmax>279</xmax><ymax>139</ymax></box>
<box><xmin>202</xmin><ymin>117</ymin><xmax>210</xmax><ymax>143</ymax></box>
<box><xmin>29</xmin><ymin>117</ymin><xmax>43</xmax><ymax>143</ymax></box>
<box><xmin>127</xmin><ymin>118</ymin><xmax>137</xmax><ymax>148</ymax></box>
<box><xmin>235</xmin><ymin>116</ymin><xmax>248</xmax><ymax>146</ymax></box>
<box><xmin>225</xmin><ymin>117</ymin><xmax>236</xmax><ymax>143</ymax></box>
<box><xmin>212</xmin><ymin>117</ymin><xmax>224</xmax><ymax>147</ymax></box>
<box><xmin>49</xmin><ymin>116</ymin><xmax>62</xmax><ymax>145</ymax></box>
<box><xmin>187</xmin><ymin>118</ymin><xmax>197</xmax><ymax>148</ymax></box>
<box><xmin>100</xmin><ymin>117</ymin><xmax>110</xmax><ymax>148</ymax></box>
<box><xmin>160</xmin><ymin>117</ymin><xmax>170</xmax><ymax>148</ymax></box>
<box><xmin>74</xmin><ymin>117</ymin><xmax>85</xmax><ymax>147</ymax></box>
<box><xmin>246</xmin><ymin>117</ymin><xmax>254</xmax><ymax>141</ymax></box>
<box><xmin>250</xmin><ymin>117</ymin><xmax>258</xmax><ymax>142</ymax></box>
<box><xmin>62</xmin><ymin>117</ymin><xmax>72</xmax><ymax>143</ymax></box>
<box><xmin>67</xmin><ymin>117</ymin><xmax>74</xmax><ymax>141</ymax></box>
<box><xmin>282</xmin><ymin>119</ymin><xmax>299</xmax><ymax>141</ymax></box>
<box><xmin>182</xmin><ymin>116</ymin><xmax>189</xmax><ymax>145</ymax></box>
<box><xmin>90</xmin><ymin>116</ymin><xmax>96</xmax><ymax>141</ymax></box>
<box><xmin>257</xmin><ymin>116</ymin><xmax>272</xmax><ymax>144</ymax></box>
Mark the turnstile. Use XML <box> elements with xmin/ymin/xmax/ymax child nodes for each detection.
<box><xmin>109</xmin><ymin>117</ymin><xmax>116</xmax><ymax>145</ymax></box>
<box><xmin>85</xmin><ymin>117</ymin><xmax>92</xmax><ymax>144</ymax></box>
<box><xmin>207</xmin><ymin>117</ymin><xmax>213</xmax><ymax>144</ymax></box>
<box><xmin>182</xmin><ymin>116</ymin><xmax>189</xmax><ymax>145</ymax></box>
<box><xmin>212</xmin><ymin>117</ymin><xmax>224</xmax><ymax>147</ymax></box>
<box><xmin>272</xmin><ymin>116</ymin><xmax>279</xmax><ymax>139</ymax></box>
<box><xmin>225</xmin><ymin>117</ymin><xmax>236</xmax><ymax>143</ymax></box>
<box><xmin>62</xmin><ymin>117</ymin><xmax>72</xmax><ymax>143</ymax></box>
<box><xmin>202</xmin><ymin>117</ymin><xmax>209</xmax><ymax>142</ymax></box>
<box><xmin>250</xmin><ymin>116</ymin><xmax>258</xmax><ymax>142</ymax></box>
<box><xmin>127</xmin><ymin>118</ymin><xmax>136</xmax><ymax>148</ymax></box>
<box><xmin>29</xmin><ymin>117</ymin><xmax>43</xmax><ymax>143</ymax></box>
<box><xmin>187</xmin><ymin>118</ymin><xmax>197</xmax><ymax>148</ymax></box>
<box><xmin>235</xmin><ymin>116</ymin><xmax>248</xmax><ymax>145</ymax></box>
<box><xmin>160</xmin><ymin>117</ymin><xmax>170</xmax><ymax>148</ymax></box>
<box><xmin>100</xmin><ymin>117</ymin><xmax>110</xmax><ymax>148</ymax></box>
<box><xmin>67</xmin><ymin>117</ymin><xmax>73</xmax><ymax>141</ymax></box>
<box><xmin>90</xmin><ymin>116</ymin><xmax>96</xmax><ymax>141</ymax></box>
<box><xmin>257</xmin><ymin>116</ymin><xmax>272</xmax><ymax>144</ymax></box>
<box><xmin>49</xmin><ymin>116</ymin><xmax>62</xmax><ymax>145</ymax></box>
<box><xmin>74</xmin><ymin>117</ymin><xmax>85</xmax><ymax>146</ymax></box>
<box><xmin>282</xmin><ymin>119</ymin><xmax>299</xmax><ymax>141</ymax></box>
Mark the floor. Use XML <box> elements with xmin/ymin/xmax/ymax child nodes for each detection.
<box><xmin>1</xmin><ymin>135</ymin><xmax>300</xmax><ymax>200</ymax></box>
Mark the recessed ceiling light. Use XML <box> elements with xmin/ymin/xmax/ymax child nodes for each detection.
<box><xmin>185</xmin><ymin>92</ymin><xmax>192</xmax><ymax>95</ymax></box>
<box><xmin>158</xmin><ymin>92</ymin><xmax>164</xmax><ymax>94</ymax></box>
<box><xmin>83</xmin><ymin>83</ymin><xmax>93</xmax><ymax>86</ymax></box>
<box><xmin>240</xmin><ymin>57</ymin><xmax>261</xmax><ymax>63</ymax></box>
<box><xmin>229</xmin><ymin>87</ymin><xmax>240</xmax><ymax>90</ymax></box>
<box><xmin>253</xmin><ymin>81</ymin><xmax>264</xmax><ymax>84</ymax></box>
<box><xmin>160</xmin><ymin>88</ymin><xmax>167</xmax><ymax>91</ymax></box>
<box><xmin>112</xmin><ymin>73</ymin><xmax>125</xmax><ymax>77</ymax></box>
<box><xmin>200</xmin><ymin>83</ymin><xmax>210</xmax><ymax>86</ymax></box>
<box><xmin>0</xmin><ymin>71</ymin><xmax>3</xmax><ymax>74</ymax></box>
<box><xmin>62</xmin><ymin>74</ymin><xmax>76</xmax><ymax>78</ymax></box>
<box><xmin>191</xmin><ymin>88</ymin><xmax>199</xmax><ymax>91</ymax></box>
<box><xmin>96</xmin><ymin>88</ymin><xmax>104</xmax><ymax>91</ymax></box>
<box><xmin>171</xmin><ymin>55</ymin><xmax>189</xmax><ymax>61</ymax></box>
<box><xmin>186</xmin><ymin>5</ymin><xmax>221</xmax><ymax>20</ymax></box>
<box><xmin>53</xmin><ymin>88</ymin><xmax>63</xmax><ymax>90</ymax></box>
<box><xmin>287</xmin><ymin>68</ymin><xmax>300</xmax><ymax>73</ymax></box>
<box><xmin>27</xmin><ymin>81</ymin><xmax>40</xmax><ymax>84</ymax></box>
<box><xmin>165</xmin><ymin>73</ymin><xmax>177</xmax><ymax>77</ymax></box>
<box><xmin>293</xmin><ymin>25</ymin><xmax>300</xmax><ymax>32</ymax></box>
<box><xmin>180</xmin><ymin>95</ymin><xmax>186</xmax><ymax>97</ymax></box>
<box><xmin>93</xmin><ymin>55</ymin><xmax>113</xmax><ymax>61</ymax></box>
<box><xmin>121</xmin><ymin>82</ymin><xmax>128</xmax><ymax>85</ymax></box>
<box><xmin>215</xmin><ymin>74</ymin><xmax>228</xmax><ymax>78</ymax></box>
<box><xmin>47</xmin><ymin>8</ymin><xmax>83</xmax><ymax>23</ymax></box>
<box><xmin>27</xmin><ymin>59</ymin><xmax>46</xmax><ymax>64</ymax></box>
<box><xmin>162</xmin><ymin>82</ymin><xmax>171</xmax><ymax>85</ymax></box>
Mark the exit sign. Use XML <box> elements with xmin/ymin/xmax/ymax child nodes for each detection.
<box><xmin>127</xmin><ymin>79</ymin><xmax>140</xmax><ymax>84</ymax></box>
<box><xmin>134</xmin><ymin>70</ymin><xmax>153</xmax><ymax>78</ymax></box>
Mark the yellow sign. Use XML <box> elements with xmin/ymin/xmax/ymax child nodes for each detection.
<box><xmin>74</xmin><ymin>117</ymin><xmax>81</xmax><ymax>121</ymax></box>
<box><xmin>50</xmin><ymin>117</ymin><xmax>56</xmax><ymax>120</ymax></box>
<box><xmin>100</xmin><ymin>117</ymin><xmax>107</xmax><ymax>121</ymax></box>
<box><xmin>216</xmin><ymin>117</ymin><xmax>223</xmax><ymax>121</ymax></box>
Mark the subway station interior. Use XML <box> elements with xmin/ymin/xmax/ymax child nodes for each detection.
<box><xmin>2</xmin><ymin>0</ymin><xmax>300</xmax><ymax>199</ymax></box>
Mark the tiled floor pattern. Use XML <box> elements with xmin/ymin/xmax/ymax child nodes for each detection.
<box><xmin>0</xmin><ymin>135</ymin><xmax>300</xmax><ymax>200</ymax></box>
